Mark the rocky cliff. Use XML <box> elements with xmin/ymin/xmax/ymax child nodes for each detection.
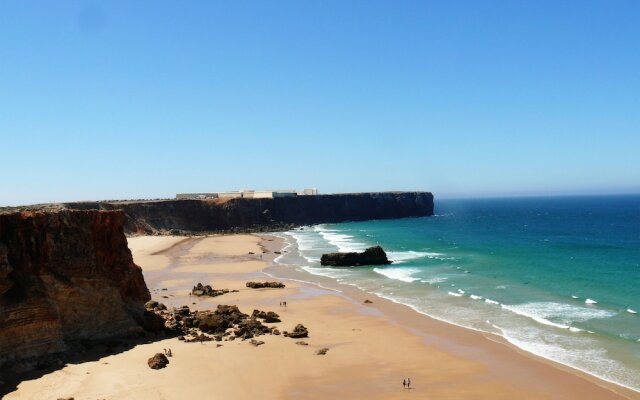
<box><xmin>62</xmin><ymin>192</ymin><xmax>434</xmax><ymax>234</ymax></box>
<box><xmin>0</xmin><ymin>210</ymin><xmax>150</xmax><ymax>371</ymax></box>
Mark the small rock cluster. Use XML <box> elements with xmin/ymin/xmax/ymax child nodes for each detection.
<box><xmin>283</xmin><ymin>324</ymin><xmax>309</xmax><ymax>338</ymax></box>
<box><xmin>191</xmin><ymin>282</ymin><xmax>238</xmax><ymax>297</ymax></box>
<box><xmin>245</xmin><ymin>281</ymin><xmax>286</xmax><ymax>289</ymax></box>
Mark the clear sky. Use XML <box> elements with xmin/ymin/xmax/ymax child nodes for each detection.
<box><xmin>1</xmin><ymin>1</ymin><xmax>639</xmax><ymax>206</ymax></box>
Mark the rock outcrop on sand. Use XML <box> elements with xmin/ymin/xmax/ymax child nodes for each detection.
<box><xmin>145</xmin><ymin>303</ymin><xmax>282</xmax><ymax>341</ymax></box>
<box><xmin>54</xmin><ymin>192</ymin><xmax>434</xmax><ymax>234</ymax></box>
<box><xmin>0</xmin><ymin>210</ymin><xmax>151</xmax><ymax>372</ymax></box>
<box><xmin>320</xmin><ymin>246</ymin><xmax>392</xmax><ymax>266</ymax></box>
<box><xmin>252</xmin><ymin>309</ymin><xmax>281</xmax><ymax>323</ymax></box>
<box><xmin>191</xmin><ymin>282</ymin><xmax>238</xmax><ymax>297</ymax></box>
<box><xmin>284</xmin><ymin>324</ymin><xmax>309</xmax><ymax>338</ymax></box>
<box><xmin>147</xmin><ymin>353</ymin><xmax>169</xmax><ymax>369</ymax></box>
<box><xmin>246</xmin><ymin>281</ymin><xmax>285</xmax><ymax>289</ymax></box>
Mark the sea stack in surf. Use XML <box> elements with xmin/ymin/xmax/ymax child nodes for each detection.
<box><xmin>320</xmin><ymin>246</ymin><xmax>392</xmax><ymax>266</ymax></box>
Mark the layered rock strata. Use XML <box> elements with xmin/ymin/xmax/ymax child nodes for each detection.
<box><xmin>0</xmin><ymin>210</ymin><xmax>150</xmax><ymax>371</ymax></box>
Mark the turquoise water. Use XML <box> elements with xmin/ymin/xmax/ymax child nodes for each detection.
<box><xmin>275</xmin><ymin>195</ymin><xmax>640</xmax><ymax>391</ymax></box>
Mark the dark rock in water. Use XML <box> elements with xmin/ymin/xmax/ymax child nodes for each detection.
<box><xmin>148</xmin><ymin>353</ymin><xmax>169</xmax><ymax>369</ymax></box>
<box><xmin>320</xmin><ymin>246</ymin><xmax>391</xmax><ymax>266</ymax></box>
<box><xmin>284</xmin><ymin>324</ymin><xmax>309</xmax><ymax>338</ymax></box>
<box><xmin>246</xmin><ymin>281</ymin><xmax>285</xmax><ymax>289</ymax></box>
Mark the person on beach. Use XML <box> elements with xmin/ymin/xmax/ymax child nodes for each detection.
<box><xmin>407</xmin><ymin>378</ymin><xmax>411</xmax><ymax>388</ymax></box>
<box><xmin>403</xmin><ymin>379</ymin><xmax>406</xmax><ymax>388</ymax></box>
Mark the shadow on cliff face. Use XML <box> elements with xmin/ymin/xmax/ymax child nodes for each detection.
<box><xmin>0</xmin><ymin>329</ymin><xmax>177</xmax><ymax>397</ymax></box>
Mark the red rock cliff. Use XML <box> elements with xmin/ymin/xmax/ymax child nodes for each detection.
<box><xmin>0</xmin><ymin>210</ymin><xmax>150</xmax><ymax>370</ymax></box>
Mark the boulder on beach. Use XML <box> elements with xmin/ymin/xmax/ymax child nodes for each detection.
<box><xmin>284</xmin><ymin>324</ymin><xmax>309</xmax><ymax>338</ymax></box>
<box><xmin>320</xmin><ymin>246</ymin><xmax>392</xmax><ymax>267</ymax></box>
<box><xmin>147</xmin><ymin>353</ymin><xmax>169</xmax><ymax>369</ymax></box>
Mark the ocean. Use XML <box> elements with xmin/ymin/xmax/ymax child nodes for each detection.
<box><xmin>273</xmin><ymin>195</ymin><xmax>640</xmax><ymax>392</ymax></box>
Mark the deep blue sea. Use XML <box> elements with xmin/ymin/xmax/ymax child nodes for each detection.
<box><xmin>274</xmin><ymin>195</ymin><xmax>640</xmax><ymax>391</ymax></box>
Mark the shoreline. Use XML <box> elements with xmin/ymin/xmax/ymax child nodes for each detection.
<box><xmin>262</xmin><ymin>232</ymin><xmax>639</xmax><ymax>399</ymax></box>
<box><xmin>5</xmin><ymin>233</ymin><xmax>638</xmax><ymax>399</ymax></box>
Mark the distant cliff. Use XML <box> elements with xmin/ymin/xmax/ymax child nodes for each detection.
<box><xmin>0</xmin><ymin>210</ymin><xmax>150</xmax><ymax>371</ymax></box>
<box><xmin>63</xmin><ymin>192</ymin><xmax>434</xmax><ymax>234</ymax></box>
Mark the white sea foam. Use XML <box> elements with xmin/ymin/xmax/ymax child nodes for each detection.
<box><xmin>470</xmin><ymin>294</ymin><xmax>483</xmax><ymax>300</ymax></box>
<box><xmin>301</xmin><ymin>266</ymin><xmax>353</xmax><ymax>281</ymax></box>
<box><xmin>497</xmin><ymin>325</ymin><xmax>639</xmax><ymax>393</ymax></box>
<box><xmin>485</xmin><ymin>298</ymin><xmax>500</xmax><ymax>305</ymax></box>
<box><xmin>627</xmin><ymin>309</ymin><xmax>638</xmax><ymax>314</ymax></box>
<box><xmin>457</xmin><ymin>289</ymin><xmax>465</xmax><ymax>294</ymax></box>
<box><xmin>501</xmin><ymin>302</ymin><xmax>614</xmax><ymax>332</ymax></box>
<box><xmin>314</xmin><ymin>226</ymin><xmax>367</xmax><ymax>253</ymax></box>
<box><xmin>386</xmin><ymin>250</ymin><xmax>445</xmax><ymax>263</ymax></box>
<box><xmin>585</xmin><ymin>298</ymin><xmax>598</xmax><ymax>305</ymax></box>
<box><xmin>373</xmin><ymin>267</ymin><xmax>420</xmax><ymax>283</ymax></box>
<box><xmin>571</xmin><ymin>295</ymin><xmax>579</xmax><ymax>299</ymax></box>
<box><xmin>448</xmin><ymin>291</ymin><xmax>463</xmax><ymax>297</ymax></box>
<box><xmin>420</xmin><ymin>277</ymin><xmax>448</xmax><ymax>284</ymax></box>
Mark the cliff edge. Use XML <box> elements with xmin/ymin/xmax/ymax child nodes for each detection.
<box><xmin>0</xmin><ymin>210</ymin><xmax>150</xmax><ymax>371</ymax></box>
<box><xmin>63</xmin><ymin>191</ymin><xmax>434</xmax><ymax>234</ymax></box>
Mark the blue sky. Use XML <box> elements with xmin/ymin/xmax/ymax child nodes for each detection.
<box><xmin>1</xmin><ymin>1</ymin><xmax>639</xmax><ymax>205</ymax></box>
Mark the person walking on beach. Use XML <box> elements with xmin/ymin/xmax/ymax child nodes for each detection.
<box><xmin>407</xmin><ymin>378</ymin><xmax>411</xmax><ymax>389</ymax></box>
<box><xmin>403</xmin><ymin>379</ymin><xmax>406</xmax><ymax>388</ymax></box>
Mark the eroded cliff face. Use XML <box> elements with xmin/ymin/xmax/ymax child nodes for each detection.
<box><xmin>0</xmin><ymin>210</ymin><xmax>150</xmax><ymax>370</ymax></box>
<box><xmin>65</xmin><ymin>192</ymin><xmax>434</xmax><ymax>234</ymax></box>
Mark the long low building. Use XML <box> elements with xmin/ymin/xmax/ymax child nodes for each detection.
<box><xmin>176</xmin><ymin>193</ymin><xmax>219</xmax><ymax>200</ymax></box>
<box><xmin>177</xmin><ymin>189</ymin><xmax>299</xmax><ymax>200</ymax></box>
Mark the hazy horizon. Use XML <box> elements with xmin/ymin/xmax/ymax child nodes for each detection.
<box><xmin>1</xmin><ymin>1</ymin><xmax>639</xmax><ymax>206</ymax></box>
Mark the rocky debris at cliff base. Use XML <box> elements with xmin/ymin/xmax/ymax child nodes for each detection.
<box><xmin>191</xmin><ymin>282</ymin><xmax>238</xmax><ymax>297</ymax></box>
<box><xmin>252</xmin><ymin>309</ymin><xmax>281</xmax><ymax>322</ymax></box>
<box><xmin>145</xmin><ymin>300</ymin><xmax>167</xmax><ymax>311</ymax></box>
<box><xmin>284</xmin><ymin>324</ymin><xmax>309</xmax><ymax>338</ymax></box>
<box><xmin>316</xmin><ymin>348</ymin><xmax>329</xmax><ymax>355</ymax></box>
<box><xmin>249</xmin><ymin>339</ymin><xmax>265</xmax><ymax>347</ymax></box>
<box><xmin>144</xmin><ymin>302</ymin><xmax>287</xmax><ymax>343</ymax></box>
<box><xmin>246</xmin><ymin>281</ymin><xmax>286</xmax><ymax>289</ymax></box>
<box><xmin>320</xmin><ymin>246</ymin><xmax>392</xmax><ymax>266</ymax></box>
<box><xmin>147</xmin><ymin>353</ymin><xmax>169</xmax><ymax>369</ymax></box>
<box><xmin>296</xmin><ymin>341</ymin><xmax>308</xmax><ymax>346</ymax></box>
<box><xmin>184</xmin><ymin>333</ymin><xmax>214</xmax><ymax>343</ymax></box>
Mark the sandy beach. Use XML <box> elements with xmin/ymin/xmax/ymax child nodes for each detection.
<box><xmin>5</xmin><ymin>234</ymin><xmax>639</xmax><ymax>400</ymax></box>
